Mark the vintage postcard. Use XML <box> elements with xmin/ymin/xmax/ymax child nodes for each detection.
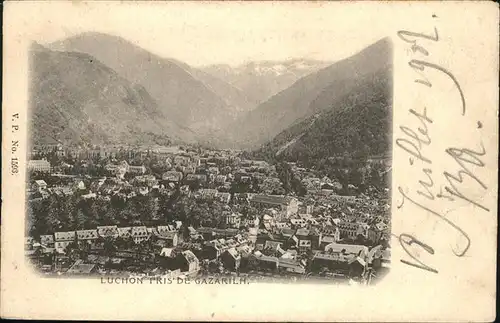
<box><xmin>1</xmin><ymin>1</ymin><xmax>498</xmax><ymax>321</ymax></box>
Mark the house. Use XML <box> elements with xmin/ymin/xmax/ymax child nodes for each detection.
<box><xmin>218</xmin><ymin>192</ymin><xmax>231</xmax><ymax>204</ymax></box>
<box><xmin>128</xmin><ymin>165</ymin><xmax>146</xmax><ymax>175</ymax></box>
<box><xmin>33</xmin><ymin>180</ymin><xmax>48</xmax><ymax>191</ymax></box>
<box><xmin>196</xmin><ymin>227</ymin><xmax>239</xmax><ymax>240</ymax></box>
<box><xmin>274</xmin><ymin>222</ymin><xmax>290</xmax><ymax>230</ymax></box>
<box><xmin>28</xmin><ymin>159</ymin><xmax>51</xmax><ymax>173</ymax></box>
<box><xmin>225</xmin><ymin>213</ymin><xmax>241</xmax><ymax>228</ymax></box>
<box><xmin>324</xmin><ymin>243</ymin><xmax>370</xmax><ymax>260</ymax></box>
<box><xmin>254</xmin><ymin>254</ymin><xmax>279</xmax><ymax>272</ymax></box>
<box><xmin>178</xmin><ymin>250</ymin><xmax>200</xmax><ymax>274</ymax></box>
<box><xmin>154</xmin><ymin>230</ymin><xmax>178</xmax><ymax>248</ymax></box>
<box><xmin>255</xmin><ymin>233</ymin><xmax>287</xmax><ymax>251</ymax></box>
<box><xmin>243</xmin><ymin>216</ymin><xmax>260</xmax><ymax>228</ymax></box>
<box><xmin>131</xmin><ymin>226</ymin><xmax>150</xmax><ymax>244</ymax></box>
<box><xmin>290</xmin><ymin>218</ymin><xmax>307</xmax><ymax>228</ymax></box>
<box><xmin>263</xmin><ymin>240</ymin><xmax>285</xmax><ymax>256</ymax></box>
<box><xmin>221</xmin><ymin>248</ymin><xmax>241</xmax><ymax>272</ymax></box>
<box><xmin>162</xmin><ymin>171</ymin><xmax>183</xmax><ymax>182</ymax></box>
<box><xmin>202</xmin><ymin>239</ymin><xmax>224</xmax><ymax>260</ymax></box>
<box><xmin>311</xmin><ymin>252</ymin><xmax>367</xmax><ymax>278</ymax></box>
<box><xmin>117</xmin><ymin>227</ymin><xmax>132</xmax><ymax>239</ymax></box>
<box><xmin>97</xmin><ymin>226</ymin><xmax>119</xmax><ymax>239</ymax></box>
<box><xmin>319</xmin><ymin>226</ymin><xmax>340</xmax><ymax>247</ymax></box>
<box><xmin>195</xmin><ymin>188</ymin><xmax>218</xmax><ymax>200</ymax></box>
<box><xmin>54</xmin><ymin>231</ymin><xmax>76</xmax><ymax>252</ymax></box>
<box><xmin>278</xmin><ymin>258</ymin><xmax>306</xmax><ymax>274</ymax></box>
<box><xmin>40</xmin><ymin>234</ymin><xmax>55</xmax><ymax>248</ymax></box>
<box><xmin>133</xmin><ymin>175</ymin><xmax>158</xmax><ymax>187</ymax></box>
<box><xmin>233</xmin><ymin>193</ymin><xmax>250</xmax><ymax>204</ymax></box>
<box><xmin>250</xmin><ymin>194</ymin><xmax>299</xmax><ymax>218</ymax></box>
<box><xmin>338</xmin><ymin>221</ymin><xmax>369</xmax><ymax>240</ymax></box>
<box><xmin>158</xmin><ymin>247</ymin><xmax>178</xmax><ymax>269</ymax></box>
<box><xmin>184</xmin><ymin>174</ymin><xmax>208</xmax><ymax>185</ymax></box>
<box><xmin>76</xmin><ymin>229</ymin><xmax>98</xmax><ymax>241</ymax></box>
<box><xmin>295</xmin><ymin>228</ymin><xmax>312</xmax><ymax>251</ymax></box>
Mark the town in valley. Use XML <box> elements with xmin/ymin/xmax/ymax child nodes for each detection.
<box><xmin>26</xmin><ymin>32</ymin><xmax>393</xmax><ymax>285</ymax></box>
<box><xmin>26</xmin><ymin>143</ymin><xmax>391</xmax><ymax>285</ymax></box>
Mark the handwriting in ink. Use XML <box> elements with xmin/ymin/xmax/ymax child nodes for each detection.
<box><xmin>395</xmin><ymin>26</ymin><xmax>478</xmax><ymax>274</ymax></box>
<box><xmin>399</xmin><ymin>233</ymin><xmax>438</xmax><ymax>274</ymax></box>
<box><xmin>397</xmin><ymin>186</ymin><xmax>471</xmax><ymax>257</ymax></box>
<box><xmin>396</xmin><ymin>106</ymin><xmax>433</xmax><ymax>165</ymax></box>
<box><xmin>443</xmin><ymin>143</ymin><xmax>489</xmax><ymax>211</ymax></box>
<box><xmin>397</xmin><ymin>28</ymin><xmax>466</xmax><ymax>116</ymax></box>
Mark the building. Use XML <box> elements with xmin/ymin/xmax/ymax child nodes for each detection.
<box><xmin>196</xmin><ymin>227</ymin><xmax>239</xmax><ymax>240</ymax></box>
<box><xmin>218</xmin><ymin>192</ymin><xmax>231</xmax><ymax>204</ymax></box>
<box><xmin>202</xmin><ymin>239</ymin><xmax>226</xmax><ymax>260</ymax></box>
<box><xmin>295</xmin><ymin>228</ymin><xmax>312</xmax><ymax>252</ymax></box>
<box><xmin>32</xmin><ymin>180</ymin><xmax>48</xmax><ymax>191</ymax></box>
<box><xmin>225</xmin><ymin>213</ymin><xmax>242</xmax><ymax>228</ymax></box>
<box><xmin>162</xmin><ymin>171</ymin><xmax>183</xmax><ymax>182</ymax></box>
<box><xmin>54</xmin><ymin>231</ymin><xmax>76</xmax><ymax>252</ymax></box>
<box><xmin>133</xmin><ymin>175</ymin><xmax>158</xmax><ymax>187</ymax></box>
<box><xmin>338</xmin><ymin>221</ymin><xmax>370</xmax><ymax>240</ymax></box>
<box><xmin>195</xmin><ymin>188</ymin><xmax>218</xmax><ymax>200</ymax></box>
<box><xmin>184</xmin><ymin>174</ymin><xmax>208</xmax><ymax>185</ymax></box>
<box><xmin>324</xmin><ymin>243</ymin><xmax>369</xmax><ymax>259</ymax></box>
<box><xmin>311</xmin><ymin>252</ymin><xmax>367</xmax><ymax>278</ymax></box>
<box><xmin>131</xmin><ymin>226</ymin><xmax>150</xmax><ymax>244</ymax></box>
<box><xmin>76</xmin><ymin>229</ymin><xmax>98</xmax><ymax>241</ymax></box>
<box><xmin>319</xmin><ymin>226</ymin><xmax>340</xmax><ymax>248</ymax></box>
<box><xmin>97</xmin><ymin>226</ymin><xmax>119</xmax><ymax>239</ymax></box>
<box><xmin>290</xmin><ymin>218</ymin><xmax>307</xmax><ymax>228</ymax></box>
<box><xmin>250</xmin><ymin>194</ymin><xmax>299</xmax><ymax>218</ymax></box>
<box><xmin>278</xmin><ymin>258</ymin><xmax>306</xmax><ymax>274</ymax></box>
<box><xmin>117</xmin><ymin>227</ymin><xmax>132</xmax><ymax>239</ymax></box>
<box><xmin>128</xmin><ymin>165</ymin><xmax>146</xmax><ymax>175</ymax></box>
<box><xmin>221</xmin><ymin>248</ymin><xmax>241</xmax><ymax>272</ymax></box>
<box><xmin>178</xmin><ymin>250</ymin><xmax>200</xmax><ymax>274</ymax></box>
<box><xmin>153</xmin><ymin>230</ymin><xmax>178</xmax><ymax>248</ymax></box>
<box><xmin>40</xmin><ymin>234</ymin><xmax>55</xmax><ymax>248</ymax></box>
<box><xmin>28</xmin><ymin>160</ymin><xmax>51</xmax><ymax>173</ymax></box>
<box><xmin>254</xmin><ymin>254</ymin><xmax>279</xmax><ymax>272</ymax></box>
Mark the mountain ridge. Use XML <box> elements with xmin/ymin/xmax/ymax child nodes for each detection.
<box><xmin>29</xmin><ymin>43</ymin><xmax>186</xmax><ymax>146</ymax></box>
<box><xmin>222</xmin><ymin>37</ymin><xmax>392</xmax><ymax>149</ymax></box>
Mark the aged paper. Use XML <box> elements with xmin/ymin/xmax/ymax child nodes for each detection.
<box><xmin>2</xmin><ymin>1</ymin><xmax>498</xmax><ymax>321</ymax></box>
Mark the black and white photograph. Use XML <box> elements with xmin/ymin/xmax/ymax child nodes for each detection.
<box><xmin>25</xmin><ymin>18</ymin><xmax>393</xmax><ymax>285</ymax></box>
<box><xmin>3</xmin><ymin>1</ymin><xmax>499</xmax><ymax>321</ymax></box>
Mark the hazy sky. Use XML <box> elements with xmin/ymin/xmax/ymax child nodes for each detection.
<box><xmin>24</xmin><ymin>2</ymin><xmax>394</xmax><ymax>67</ymax></box>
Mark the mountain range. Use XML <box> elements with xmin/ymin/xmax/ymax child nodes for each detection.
<box><xmin>201</xmin><ymin>59</ymin><xmax>331</xmax><ymax>105</ymax></box>
<box><xmin>222</xmin><ymin>38</ymin><xmax>393</xmax><ymax>150</ymax></box>
<box><xmin>30</xmin><ymin>32</ymin><xmax>392</xmax><ymax>160</ymax></box>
